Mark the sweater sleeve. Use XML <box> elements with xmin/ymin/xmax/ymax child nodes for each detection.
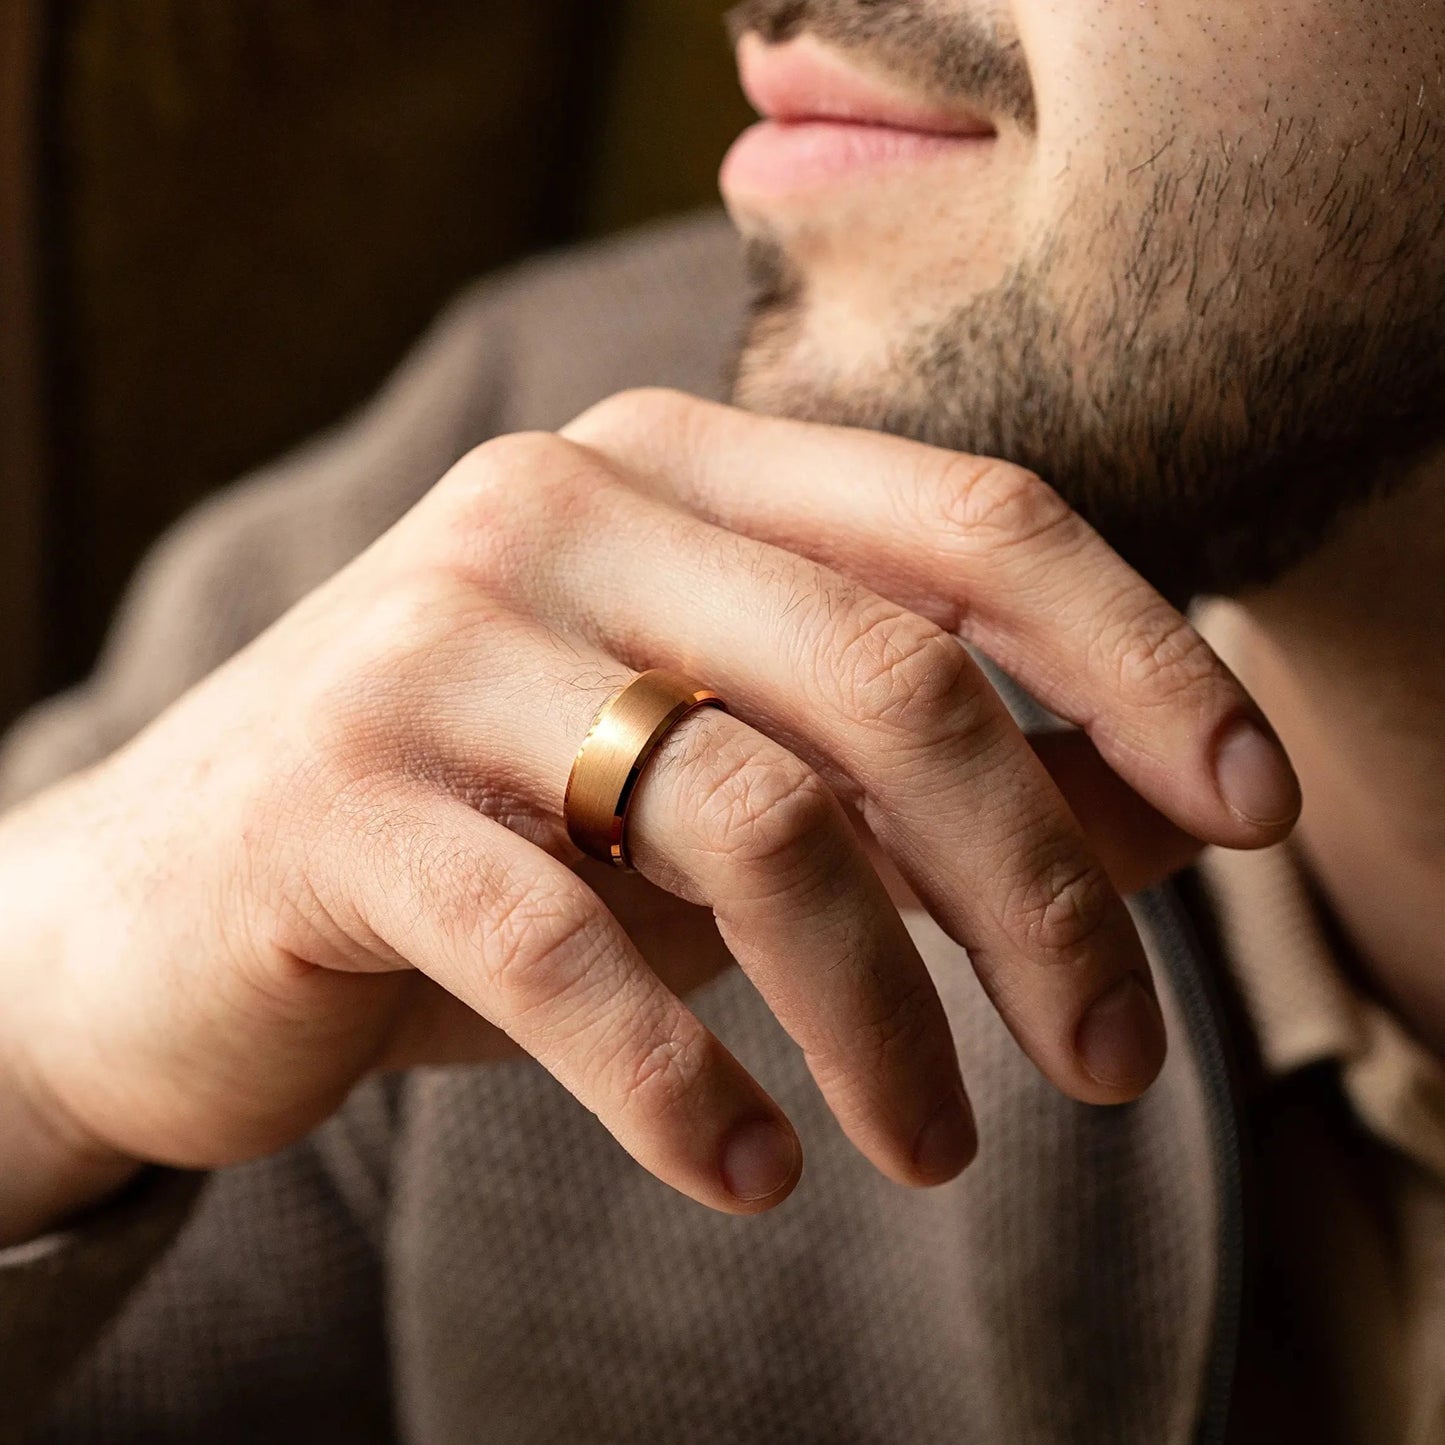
<box><xmin>0</xmin><ymin>277</ymin><xmax>510</xmax><ymax>1443</ymax></box>
<box><xmin>0</xmin><ymin>1170</ymin><xmax>206</xmax><ymax>1437</ymax></box>
<box><xmin>4</xmin><ymin>1082</ymin><xmax>403</xmax><ymax>1445</ymax></box>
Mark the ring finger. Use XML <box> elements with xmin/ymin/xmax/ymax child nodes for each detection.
<box><xmin>404</xmin><ymin>610</ymin><xmax>976</xmax><ymax>1190</ymax></box>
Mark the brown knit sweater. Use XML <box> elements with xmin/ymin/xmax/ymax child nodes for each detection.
<box><xmin>0</xmin><ymin>213</ymin><xmax>1247</xmax><ymax>1444</ymax></box>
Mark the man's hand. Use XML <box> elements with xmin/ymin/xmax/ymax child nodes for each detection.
<box><xmin>0</xmin><ymin>390</ymin><xmax>1299</xmax><ymax>1243</ymax></box>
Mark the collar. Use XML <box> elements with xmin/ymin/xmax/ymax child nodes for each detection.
<box><xmin>1197</xmin><ymin>838</ymin><xmax>1445</xmax><ymax>1185</ymax></box>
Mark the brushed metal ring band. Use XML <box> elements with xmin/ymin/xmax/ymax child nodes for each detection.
<box><xmin>563</xmin><ymin>669</ymin><xmax>729</xmax><ymax>871</ymax></box>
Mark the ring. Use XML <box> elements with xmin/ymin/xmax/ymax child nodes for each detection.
<box><xmin>563</xmin><ymin>669</ymin><xmax>729</xmax><ymax>871</ymax></box>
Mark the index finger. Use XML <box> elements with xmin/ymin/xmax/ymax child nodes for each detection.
<box><xmin>564</xmin><ymin>390</ymin><xmax>1300</xmax><ymax>852</ymax></box>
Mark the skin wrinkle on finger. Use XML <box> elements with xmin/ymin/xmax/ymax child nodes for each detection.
<box><xmin>626</xmin><ymin>710</ymin><xmax>971</xmax><ymax>1169</ymax></box>
<box><xmin>804</xmin><ymin>598</ymin><xmax>973</xmax><ymax>739</ymax></box>
<box><xmin>929</xmin><ymin>456</ymin><xmax>1074</xmax><ymax>552</ymax></box>
<box><xmin>684</xmin><ymin>747</ymin><xmax>840</xmax><ymax>881</ymax></box>
<box><xmin>641</xmin><ymin>714</ymin><xmax>880</xmax><ymax>925</ymax></box>
<box><xmin>520</xmin><ymin>466</ymin><xmax>1037</xmax><ymax>839</ymax></box>
<box><xmin>799</xmin><ymin>973</ymin><xmax>946</xmax><ymax>1132</ymax></box>
<box><xmin>351</xmin><ymin>792</ymin><xmax>802</xmax><ymax>1213</ymax></box>
<box><xmin>573</xmin><ymin>400</ymin><xmax>1136</xmax><ymax>747</ymax></box>
<box><xmin>573</xmin><ymin>394</ymin><xmax>1295</xmax><ymax>845</ymax></box>
<box><xmin>883</xmin><ymin>463</ymin><xmax>1097</xmax><ymax>627</ymax></box>
<box><xmin>858</xmin><ymin>769</ymin><xmax>1144</xmax><ymax>989</ymax></box>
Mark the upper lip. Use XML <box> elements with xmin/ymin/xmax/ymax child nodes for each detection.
<box><xmin>735</xmin><ymin>32</ymin><xmax>996</xmax><ymax>138</ymax></box>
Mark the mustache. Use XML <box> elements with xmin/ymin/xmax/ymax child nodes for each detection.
<box><xmin>725</xmin><ymin>0</ymin><xmax>1037</xmax><ymax>133</ymax></box>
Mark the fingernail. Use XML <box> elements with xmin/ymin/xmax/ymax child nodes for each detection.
<box><xmin>912</xmin><ymin>1082</ymin><xmax>977</xmax><ymax>1181</ymax></box>
<box><xmin>1076</xmin><ymin>973</ymin><xmax>1167</xmax><ymax>1094</ymax></box>
<box><xmin>1214</xmin><ymin>716</ymin><xmax>1301</xmax><ymax>828</ymax></box>
<box><xmin>721</xmin><ymin>1119</ymin><xmax>800</xmax><ymax>1203</ymax></box>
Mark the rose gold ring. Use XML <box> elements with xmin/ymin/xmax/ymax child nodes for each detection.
<box><xmin>563</xmin><ymin>669</ymin><xmax>729</xmax><ymax>871</ymax></box>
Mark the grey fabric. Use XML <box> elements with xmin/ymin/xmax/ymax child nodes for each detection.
<box><xmin>0</xmin><ymin>212</ymin><xmax>1225</xmax><ymax>1444</ymax></box>
<box><xmin>0</xmin><ymin>1169</ymin><xmax>204</xmax><ymax>1432</ymax></box>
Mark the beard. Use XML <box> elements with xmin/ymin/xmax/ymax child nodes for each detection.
<box><xmin>728</xmin><ymin>6</ymin><xmax>1445</xmax><ymax>605</ymax></box>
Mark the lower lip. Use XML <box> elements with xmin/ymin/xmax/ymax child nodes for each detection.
<box><xmin>721</xmin><ymin>119</ymin><xmax>993</xmax><ymax>198</ymax></box>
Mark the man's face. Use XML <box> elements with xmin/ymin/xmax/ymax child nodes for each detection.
<box><xmin>721</xmin><ymin>1</ymin><xmax>1445</xmax><ymax>601</ymax></box>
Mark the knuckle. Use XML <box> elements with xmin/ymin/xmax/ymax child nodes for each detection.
<box><xmin>1106</xmin><ymin>604</ymin><xmax>1220</xmax><ymax>706</ymax></box>
<box><xmin>526</xmin><ymin>448</ymin><xmax>618</xmax><ymax>521</ymax></box>
<box><xmin>934</xmin><ymin>457</ymin><xmax>1073</xmax><ymax>549</ymax></box>
<box><xmin>440</xmin><ymin>431</ymin><xmax>575</xmax><ymax>512</ymax></box>
<box><xmin>430</xmin><ymin>432</ymin><xmax>615</xmax><ymax>584</ymax></box>
<box><xmin>484</xmin><ymin>889</ymin><xmax>605</xmax><ymax>1013</ymax></box>
<box><xmin>824</xmin><ymin>600</ymin><xmax>977</xmax><ymax>738</ymax></box>
<box><xmin>1012</xmin><ymin>854</ymin><xmax>1118</xmax><ymax>960</ymax></box>
<box><xmin>612</xmin><ymin>1019</ymin><xmax>709</xmax><ymax>1119</ymax></box>
<box><xmin>693</xmin><ymin>744</ymin><xmax>838</xmax><ymax>871</ymax></box>
<box><xmin>805</xmin><ymin>977</ymin><xmax>939</xmax><ymax>1126</ymax></box>
<box><xmin>860</xmin><ymin>976</ymin><xmax>938</xmax><ymax>1063</ymax></box>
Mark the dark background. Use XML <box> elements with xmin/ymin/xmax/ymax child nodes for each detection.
<box><xmin>0</xmin><ymin>0</ymin><xmax>751</xmax><ymax>729</ymax></box>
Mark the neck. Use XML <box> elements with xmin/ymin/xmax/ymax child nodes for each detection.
<box><xmin>1211</xmin><ymin>463</ymin><xmax>1445</xmax><ymax>1058</ymax></box>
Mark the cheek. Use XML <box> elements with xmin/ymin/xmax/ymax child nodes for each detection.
<box><xmin>1008</xmin><ymin>0</ymin><xmax>1402</xmax><ymax>260</ymax></box>
<box><xmin>1016</xmin><ymin>0</ymin><xmax>1426</xmax><ymax>164</ymax></box>
<box><xmin>1014</xmin><ymin>3</ymin><xmax>1264</xmax><ymax>169</ymax></box>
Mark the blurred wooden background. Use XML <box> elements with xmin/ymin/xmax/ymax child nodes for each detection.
<box><xmin>0</xmin><ymin>0</ymin><xmax>751</xmax><ymax>727</ymax></box>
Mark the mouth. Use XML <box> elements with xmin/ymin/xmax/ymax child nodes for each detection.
<box><xmin>722</xmin><ymin>32</ymin><xmax>998</xmax><ymax>199</ymax></box>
